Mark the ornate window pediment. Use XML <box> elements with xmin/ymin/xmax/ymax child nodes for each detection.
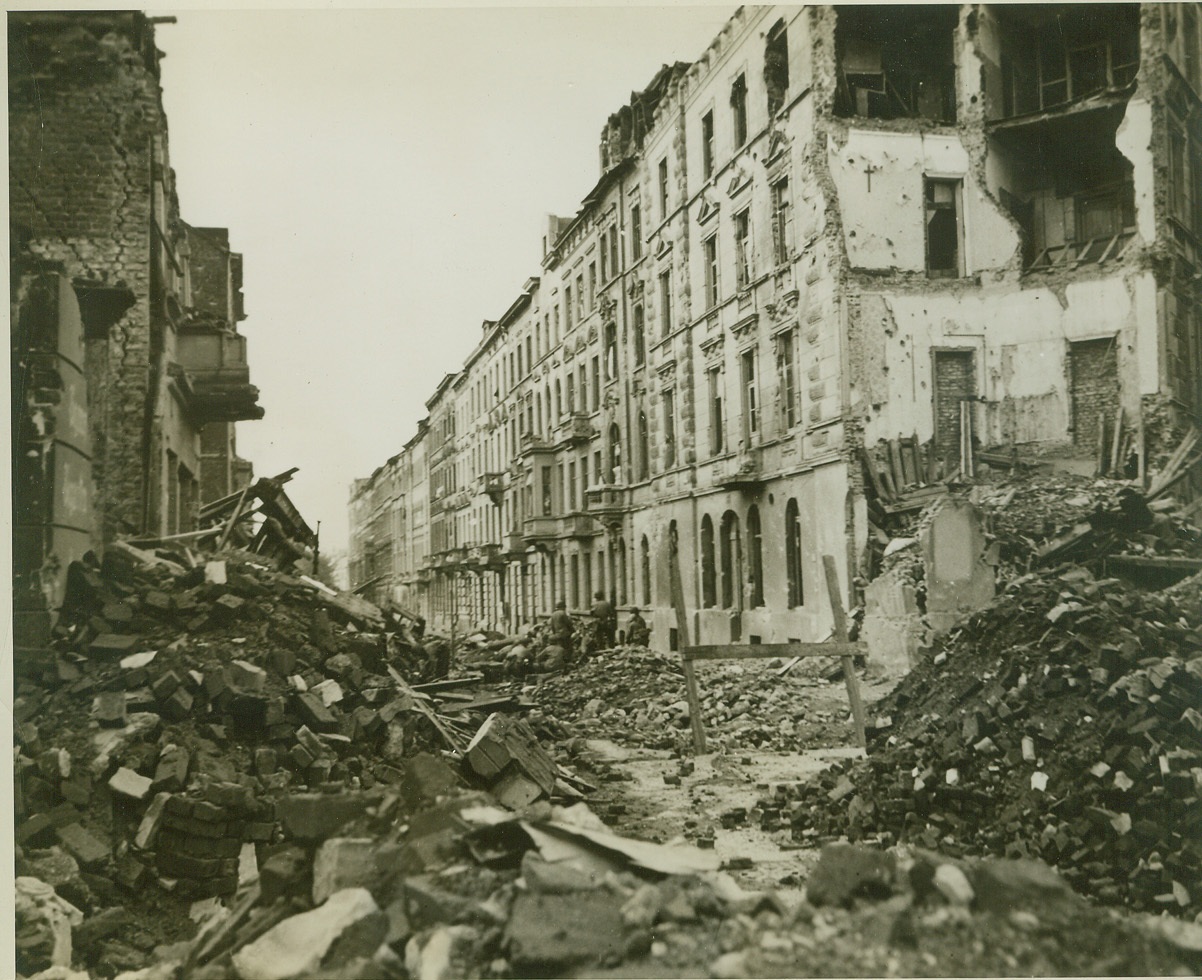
<box><xmin>655</xmin><ymin>357</ymin><xmax>677</xmax><ymax>381</ymax></box>
<box><xmin>765</xmin><ymin>128</ymin><xmax>790</xmax><ymax>167</ymax></box>
<box><xmin>699</xmin><ymin>332</ymin><xmax>725</xmax><ymax>365</ymax></box>
<box><xmin>654</xmin><ymin>236</ymin><xmax>673</xmax><ymax>260</ymax></box>
<box><xmin>730</xmin><ymin>312</ymin><xmax>759</xmax><ymax>340</ymax></box>
<box><xmin>696</xmin><ymin>192</ymin><xmax>720</xmax><ymax>226</ymax></box>
<box><xmin>765</xmin><ymin>289</ymin><xmax>799</xmax><ymax>325</ymax></box>
<box><xmin>727</xmin><ymin>165</ymin><xmax>752</xmax><ymax>197</ymax></box>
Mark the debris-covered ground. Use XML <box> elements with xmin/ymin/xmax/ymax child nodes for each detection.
<box><xmin>12</xmin><ymin>473</ymin><xmax>1202</xmax><ymax>979</ymax></box>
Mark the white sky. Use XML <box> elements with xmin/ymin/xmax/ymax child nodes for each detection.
<box><xmin>154</xmin><ymin>4</ymin><xmax>738</xmax><ymax>553</ymax></box>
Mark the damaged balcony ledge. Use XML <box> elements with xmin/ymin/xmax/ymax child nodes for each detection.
<box><xmin>167</xmin><ymin>363</ymin><xmax>264</xmax><ymax>424</ymax></box>
<box><xmin>986</xmin><ymin>86</ymin><xmax>1135</xmax><ymax>136</ymax></box>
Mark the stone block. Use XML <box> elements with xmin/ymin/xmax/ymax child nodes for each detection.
<box><xmin>89</xmin><ymin>634</ymin><xmax>138</xmax><ymax>657</ymax></box>
<box><xmin>94</xmin><ymin>691</ymin><xmax>128</xmax><ymax>728</ymax></box>
<box><xmin>57</xmin><ymin>823</ymin><xmax>110</xmax><ymax>868</ymax></box>
<box><xmin>231</xmin><ymin>888</ymin><xmax>380</xmax><ymax>980</ymax></box>
<box><xmin>156</xmin><ymin>850</ymin><xmax>221</xmax><ymax>879</ymax></box>
<box><xmin>151</xmin><ymin>670</ymin><xmax>182</xmax><ymax>701</ymax></box>
<box><xmin>277</xmin><ymin>792</ymin><xmax>371</xmax><ymax>842</ymax></box>
<box><xmin>160</xmin><ymin>687</ymin><xmax>194</xmax><ymax>723</ymax></box>
<box><xmin>228</xmin><ymin>659</ymin><xmax>266</xmax><ymax>693</ymax></box>
<box><xmin>134</xmin><ymin>793</ymin><xmax>171</xmax><ymax>850</ymax></box>
<box><xmin>259</xmin><ymin>846</ymin><xmax>310</xmax><ymax>904</ymax></box>
<box><xmin>295</xmin><ymin>692</ymin><xmax>339</xmax><ymax>732</ymax></box>
<box><xmin>312</xmin><ymin>837</ymin><xmax>381</xmax><ymax>904</ymax></box>
<box><xmin>152</xmin><ymin>745</ymin><xmax>190</xmax><ymax>793</ymax></box>
<box><xmin>268</xmin><ymin>648</ymin><xmax>297</xmax><ymax>676</ymax></box>
<box><xmin>521</xmin><ymin>851</ymin><xmax>600</xmax><ymax>893</ymax></box>
<box><xmin>405</xmin><ymin>924</ymin><xmax>481</xmax><ymax>980</ymax></box>
<box><xmin>400</xmin><ymin>752</ymin><xmax>459</xmax><ymax>810</ymax></box>
<box><xmin>108</xmin><ymin>767</ymin><xmax>152</xmax><ymax>802</ymax></box>
<box><xmin>505</xmin><ymin>890</ymin><xmax>625</xmax><ymax>972</ymax></box>
<box><xmin>968</xmin><ymin>858</ymin><xmax>1081</xmax><ymax>915</ymax></box>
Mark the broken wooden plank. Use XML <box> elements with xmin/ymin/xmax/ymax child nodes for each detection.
<box><xmin>387</xmin><ymin>664</ymin><xmax>464</xmax><ymax>754</ymax></box>
<box><xmin>1107</xmin><ymin>555</ymin><xmax>1202</xmax><ymax>573</ymax></box>
<box><xmin>823</xmin><ymin>555</ymin><xmax>867</xmax><ymax>751</ymax></box>
<box><xmin>411</xmin><ymin>674</ymin><xmax>485</xmax><ymax>693</ymax></box>
<box><xmin>669</xmin><ymin>538</ymin><xmax>706</xmax><ymax>754</ymax></box>
<box><xmin>682</xmin><ymin>642</ymin><xmax>865</xmax><ymax>662</ymax></box>
<box><xmin>889</xmin><ymin>438</ymin><xmax>906</xmax><ymax>490</ymax></box>
<box><xmin>859</xmin><ymin>446</ymin><xmax>888</xmax><ymax>501</ymax></box>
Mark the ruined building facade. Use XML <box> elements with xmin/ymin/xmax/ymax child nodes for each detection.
<box><xmin>11</xmin><ymin>12</ymin><xmax>263</xmax><ymax>646</ymax></box>
<box><xmin>351</xmin><ymin>3</ymin><xmax>1201</xmax><ymax>649</ymax></box>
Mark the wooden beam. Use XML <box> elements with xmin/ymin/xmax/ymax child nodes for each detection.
<box><xmin>669</xmin><ymin>542</ymin><xmax>706</xmax><ymax>754</ymax></box>
<box><xmin>889</xmin><ymin>438</ymin><xmax>906</xmax><ymax>490</ymax></box>
<box><xmin>823</xmin><ymin>555</ymin><xmax>867</xmax><ymax>750</ymax></box>
<box><xmin>682</xmin><ymin>642</ymin><xmax>866</xmax><ymax>662</ymax></box>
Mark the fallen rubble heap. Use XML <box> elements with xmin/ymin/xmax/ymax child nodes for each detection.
<box><xmin>789</xmin><ymin>564</ymin><xmax>1202</xmax><ymax>918</ymax></box>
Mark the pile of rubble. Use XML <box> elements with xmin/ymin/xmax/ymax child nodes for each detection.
<box><xmin>528</xmin><ymin>647</ymin><xmax>860</xmax><ymax>754</ymax></box>
<box><xmin>787</xmin><ymin>559</ymin><xmax>1202</xmax><ymax>918</ymax></box>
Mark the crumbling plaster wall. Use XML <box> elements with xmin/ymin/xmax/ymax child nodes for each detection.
<box><xmin>827</xmin><ymin>131</ymin><xmax>1017</xmax><ymax>276</ymax></box>
<box><xmin>815</xmin><ymin>4</ymin><xmax>1165</xmax><ymax>456</ymax></box>
<box><xmin>852</xmin><ymin>273</ymin><xmax>1158</xmax><ymax>448</ymax></box>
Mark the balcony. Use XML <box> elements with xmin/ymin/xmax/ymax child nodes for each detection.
<box><xmin>558</xmin><ymin>412</ymin><xmax>594</xmax><ymax>447</ymax></box>
<box><xmin>585</xmin><ymin>484</ymin><xmax>629</xmax><ymax>515</ymax></box>
<box><xmin>173</xmin><ymin>329</ymin><xmax>263</xmax><ymax>423</ymax></box>
<box><xmin>519</xmin><ymin>431</ymin><xmax>553</xmax><ymax>456</ymax></box>
<box><xmin>522</xmin><ymin>515</ymin><xmax>558</xmax><ymax>544</ymax></box>
<box><xmin>503</xmin><ymin>532</ymin><xmax>526</xmax><ymax>557</ymax></box>
<box><xmin>560</xmin><ymin>513</ymin><xmax>598</xmax><ymax>538</ymax></box>
<box><xmin>445</xmin><ymin>488</ymin><xmax>472</xmax><ymax>510</ymax></box>
<box><xmin>467</xmin><ymin>544</ymin><xmax>504</xmax><ymax>569</ymax></box>
<box><xmin>718</xmin><ymin>449</ymin><xmax>766</xmax><ymax>491</ymax></box>
<box><xmin>479</xmin><ymin>472</ymin><xmax>505</xmax><ymax>504</ymax></box>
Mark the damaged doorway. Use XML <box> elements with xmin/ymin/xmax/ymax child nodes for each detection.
<box><xmin>933</xmin><ymin>349</ymin><xmax>976</xmax><ymax>463</ymax></box>
<box><xmin>1069</xmin><ymin>336</ymin><xmax>1118</xmax><ymax>450</ymax></box>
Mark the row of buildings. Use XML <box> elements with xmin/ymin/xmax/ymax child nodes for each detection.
<box><xmin>349</xmin><ymin>3</ymin><xmax>1202</xmax><ymax>650</ymax></box>
<box><xmin>11</xmin><ymin>13</ymin><xmax>263</xmax><ymax>647</ymax></box>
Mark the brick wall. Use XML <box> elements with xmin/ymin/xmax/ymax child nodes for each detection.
<box><xmin>1069</xmin><ymin>337</ymin><xmax>1119</xmax><ymax>450</ymax></box>
<box><xmin>933</xmin><ymin>350</ymin><xmax>975</xmax><ymax>461</ymax></box>
<box><xmin>10</xmin><ymin>13</ymin><xmax>177</xmax><ymax>540</ymax></box>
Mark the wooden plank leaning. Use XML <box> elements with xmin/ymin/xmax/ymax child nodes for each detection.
<box><xmin>822</xmin><ymin>554</ymin><xmax>867</xmax><ymax>750</ymax></box>
<box><xmin>669</xmin><ymin>539</ymin><xmax>707</xmax><ymax>754</ymax></box>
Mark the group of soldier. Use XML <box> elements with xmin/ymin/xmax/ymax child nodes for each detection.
<box><xmin>546</xmin><ymin>591</ymin><xmax>651</xmax><ymax>661</ymax></box>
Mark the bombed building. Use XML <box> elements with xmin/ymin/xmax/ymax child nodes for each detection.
<box><xmin>10</xmin><ymin>12</ymin><xmax>264</xmax><ymax>647</ymax></box>
<box><xmin>352</xmin><ymin>2</ymin><xmax>1201</xmax><ymax>650</ymax></box>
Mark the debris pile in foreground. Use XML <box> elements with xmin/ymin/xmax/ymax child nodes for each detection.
<box><xmin>789</xmin><ymin>562</ymin><xmax>1202</xmax><ymax>918</ymax></box>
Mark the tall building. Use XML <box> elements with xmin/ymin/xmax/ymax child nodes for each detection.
<box><xmin>349</xmin><ymin>4</ymin><xmax>1201</xmax><ymax>650</ymax></box>
<box><xmin>10</xmin><ymin>12</ymin><xmax>263</xmax><ymax>646</ymax></box>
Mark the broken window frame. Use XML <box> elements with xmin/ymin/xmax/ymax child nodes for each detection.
<box><xmin>701</xmin><ymin>109</ymin><xmax>715</xmax><ymax>180</ymax></box>
<box><xmin>659</xmin><ymin>268</ymin><xmax>673</xmax><ymax>337</ymax></box>
<box><xmin>708</xmin><ymin>365</ymin><xmax>725</xmax><ymax>456</ymax></box>
<box><xmin>776</xmin><ymin>328</ymin><xmax>797</xmax><ymax>430</ymax></box>
<box><xmin>662</xmin><ymin>388</ymin><xmax>677</xmax><ymax>469</ymax></box>
<box><xmin>747</xmin><ymin>504</ymin><xmax>764</xmax><ymax>608</ymax></box>
<box><xmin>658</xmin><ymin>157</ymin><xmax>670</xmax><ymax>220</ymax></box>
<box><xmin>700</xmin><ymin>514</ymin><xmax>717</xmax><ymax>608</ymax></box>
<box><xmin>770</xmin><ymin>176</ymin><xmax>792</xmax><ymax>267</ymax></box>
<box><xmin>765</xmin><ymin>20</ymin><xmax>789</xmax><ymax>117</ymax></box>
<box><xmin>703</xmin><ymin>233</ymin><xmax>720</xmax><ymax>309</ymax></box>
<box><xmin>633</xmin><ymin>302</ymin><xmax>646</xmax><ymax>366</ymax></box>
<box><xmin>740</xmin><ymin>347</ymin><xmax>759</xmax><ymax>443</ymax></box>
<box><xmin>731</xmin><ymin>72</ymin><xmax>748</xmax><ymax>148</ymax></box>
<box><xmin>924</xmin><ymin>176</ymin><xmax>964</xmax><ymax>279</ymax></box>
<box><xmin>734</xmin><ymin>208</ymin><xmax>752</xmax><ymax>289</ymax></box>
<box><xmin>637</xmin><ymin>409</ymin><xmax>650</xmax><ymax>481</ymax></box>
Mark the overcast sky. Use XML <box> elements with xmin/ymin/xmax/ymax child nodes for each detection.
<box><xmin>154</xmin><ymin>4</ymin><xmax>737</xmax><ymax>554</ymax></box>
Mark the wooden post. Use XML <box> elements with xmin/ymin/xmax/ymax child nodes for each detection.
<box><xmin>823</xmin><ymin>554</ymin><xmax>867</xmax><ymax>750</ymax></box>
<box><xmin>217</xmin><ymin>481</ymin><xmax>253</xmax><ymax>551</ymax></box>
<box><xmin>669</xmin><ymin>540</ymin><xmax>706</xmax><ymax>754</ymax></box>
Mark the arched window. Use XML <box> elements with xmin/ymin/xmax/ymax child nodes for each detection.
<box><xmin>638</xmin><ymin>410</ymin><xmax>650</xmax><ymax>481</ymax></box>
<box><xmin>608</xmin><ymin>423</ymin><xmax>621</xmax><ymax>482</ymax></box>
<box><xmin>720</xmin><ymin>510</ymin><xmax>741</xmax><ymax>609</ymax></box>
<box><xmin>786</xmin><ymin>498</ymin><xmax>804</xmax><ymax>607</ymax></box>
<box><xmin>700</xmin><ymin>515</ymin><xmax>717</xmax><ymax>608</ymax></box>
<box><xmin>640</xmin><ymin>534</ymin><xmax>652</xmax><ymax>606</ymax></box>
<box><xmin>617</xmin><ymin>537</ymin><xmax>628</xmax><ymax>604</ymax></box>
<box><xmin>747</xmin><ymin>505</ymin><xmax>764</xmax><ymax>607</ymax></box>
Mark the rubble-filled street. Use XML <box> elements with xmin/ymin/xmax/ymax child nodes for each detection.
<box><xmin>13</xmin><ymin>467</ymin><xmax>1202</xmax><ymax>979</ymax></box>
<box><xmin>11</xmin><ymin>5</ymin><xmax>1202</xmax><ymax>979</ymax></box>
